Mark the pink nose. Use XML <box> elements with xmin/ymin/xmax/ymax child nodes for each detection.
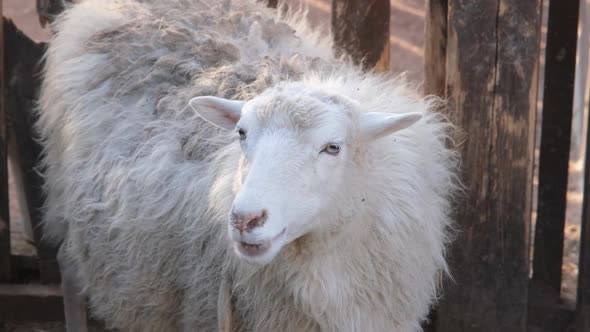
<box><xmin>231</xmin><ymin>209</ymin><xmax>268</xmax><ymax>233</ymax></box>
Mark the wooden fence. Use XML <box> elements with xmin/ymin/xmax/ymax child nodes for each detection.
<box><xmin>0</xmin><ymin>0</ymin><xmax>64</xmax><ymax>322</ymax></box>
<box><xmin>0</xmin><ymin>0</ymin><xmax>589</xmax><ymax>331</ymax></box>
<box><xmin>425</xmin><ymin>1</ymin><xmax>587</xmax><ymax>331</ymax></box>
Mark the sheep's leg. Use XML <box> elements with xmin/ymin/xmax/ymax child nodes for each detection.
<box><xmin>57</xmin><ymin>244</ymin><xmax>88</xmax><ymax>332</ymax></box>
<box><xmin>218</xmin><ymin>275</ymin><xmax>234</xmax><ymax>332</ymax></box>
<box><xmin>218</xmin><ymin>274</ymin><xmax>243</xmax><ymax>332</ymax></box>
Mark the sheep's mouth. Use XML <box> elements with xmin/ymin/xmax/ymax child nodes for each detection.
<box><xmin>238</xmin><ymin>241</ymin><xmax>272</xmax><ymax>256</ymax></box>
<box><xmin>236</xmin><ymin>228</ymin><xmax>286</xmax><ymax>257</ymax></box>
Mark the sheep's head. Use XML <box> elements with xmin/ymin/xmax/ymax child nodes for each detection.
<box><xmin>189</xmin><ymin>85</ymin><xmax>422</xmax><ymax>265</ymax></box>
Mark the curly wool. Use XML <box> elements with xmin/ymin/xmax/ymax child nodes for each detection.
<box><xmin>37</xmin><ymin>0</ymin><xmax>460</xmax><ymax>331</ymax></box>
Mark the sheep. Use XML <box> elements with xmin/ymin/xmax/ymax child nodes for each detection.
<box><xmin>36</xmin><ymin>0</ymin><xmax>460</xmax><ymax>331</ymax></box>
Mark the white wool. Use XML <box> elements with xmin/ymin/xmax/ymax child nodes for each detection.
<box><xmin>36</xmin><ymin>0</ymin><xmax>460</xmax><ymax>331</ymax></box>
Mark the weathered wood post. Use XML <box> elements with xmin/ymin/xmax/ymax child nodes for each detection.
<box><xmin>425</xmin><ymin>0</ymin><xmax>543</xmax><ymax>331</ymax></box>
<box><xmin>424</xmin><ymin>0</ymin><xmax>447</xmax><ymax>96</ymax></box>
<box><xmin>527</xmin><ymin>2</ymin><xmax>581</xmax><ymax>331</ymax></box>
<box><xmin>331</xmin><ymin>0</ymin><xmax>390</xmax><ymax>72</ymax></box>
<box><xmin>0</xmin><ymin>0</ymin><xmax>10</xmax><ymax>283</ymax></box>
<box><xmin>4</xmin><ymin>18</ymin><xmax>60</xmax><ymax>284</ymax></box>
<box><xmin>579</xmin><ymin>121</ymin><xmax>590</xmax><ymax>332</ymax></box>
<box><xmin>532</xmin><ymin>1</ymin><xmax>580</xmax><ymax>305</ymax></box>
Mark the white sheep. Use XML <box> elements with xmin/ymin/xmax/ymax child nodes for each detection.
<box><xmin>36</xmin><ymin>0</ymin><xmax>460</xmax><ymax>331</ymax></box>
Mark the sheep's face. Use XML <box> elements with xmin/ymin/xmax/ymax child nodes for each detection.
<box><xmin>189</xmin><ymin>88</ymin><xmax>421</xmax><ymax>265</ymax></box>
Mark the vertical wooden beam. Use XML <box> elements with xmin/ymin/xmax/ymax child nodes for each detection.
<box><xmin>4</xmin><ymin>19</ymin><xmax>60</xmax><ymax>283</ymax></box>
<box><xmin>435</xmin><ymin>0</ymin><xmax>542</xmax><ymax>331</ymax></box>
<box><xmin>578</xmin><ymin>88</ymin><xmax>590</xmax><ymax>332</ymax></box>
<box><xmin>422</xmin><ymin>3</ymin><xmax>448</xmax><ymax>330</ymax></box>
<box><xmin>332</xmin><ymin>0</ymin><xmax>390</xmax><ymax>71</ymax></box>
<box><xmin>424</xmin><ymin>0</ymin><xmax>448</xmax><ymax>96</ymax></box>
<box><xmin>572</xmin><ymin>0</ymin><xmax>589</xmax><ymax>161</ymax></box>
<box><xmin>532</xmin><ymin>0</ymin><xmax>580</xmax><ymax>297</ymax></box>
<box><xmin>0</xmin><ymin>0</ymin><xmax>11</xmax><ymax>283</ymax></box>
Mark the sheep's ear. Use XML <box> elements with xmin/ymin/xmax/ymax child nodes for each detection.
<box><xmin>359</xmin><ymin>112</ymin><xmax>423</xmax><ymax>141</ymax></box>
<box><xmin>188</xmin><ymin>96</ymin><xmax>245</xmax><ymax>130</ymax></box>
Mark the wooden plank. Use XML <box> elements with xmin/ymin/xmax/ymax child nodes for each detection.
<box><xmin>422</xmin><ymin>4</ymin><xmax>449</xmax><ymax>328</ymax></box>
<box><xmin>4</xmin><ymin>19</ymin><xmax>60</xmax><ymax>284</ymax></box>
<box><xmin>527</xmin><ymin>302</ymin><xmax>575</xmax><ymax>332</ymax></box>
<box><xmin>578</xmin><ymin>94</ymin><xmax>590</xmax><ymax>332</ymax></box>
<box><xmin>572</xmin><ymin>0</ymin><xmax>589</xmax><ymax>161</ymax></box>
<box><xmin>331</xmin><ymin>0</ymin><xmax>390</xmax><ymax>71</ymax></box>
<box><xmin>528</xmin><ymin>274</ymin><xmax>575</xmax><ymax>332</ymax></box>
<box><xmin>0</xmin><ymin>284</ymin><xmax>63</xmax><ymax>321</ymax></box>
<box><xmin>424</xmin><ymin>0</ymin><xmax>448</xmax><ymax>96</ymax></box>
<box><xmin>434</xmin><ymin>0</ymin><xmax>542</xmax><ymax>331</ymax></box>
<box><xmin>0</xmin><ymin>0</ymin><xmax>10</xmax><ymax>283</ymax></box>
<box><xmin>0</xmin><ymin>283</ymin><xmax>108</xmax><ymax>326</ymax></box>
<box><xmin>532</xmin><ymin>0</ymin><xmax>580</xmax><ymax>298</ymax></box>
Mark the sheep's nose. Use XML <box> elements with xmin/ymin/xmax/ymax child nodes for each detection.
<box><xmin>231</xmin><ymin>209</ymin><xmax>268</xmax><ymax>233</ymax></box>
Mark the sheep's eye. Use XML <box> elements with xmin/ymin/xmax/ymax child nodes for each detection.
<box><xmin>238</xmin><ymin>128</ymin><xmax>247</xmax><ymax>140</ymax></box>
<box><xmin>322</xmin><ymin>143</ymin><xmax>340</xmax><ymax>156</ymax></box>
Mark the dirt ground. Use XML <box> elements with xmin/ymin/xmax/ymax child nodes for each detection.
<box><xmin>1</xmin><ymin>0</ymin><xmax>585</xmax><ymax>330</ymax></box>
